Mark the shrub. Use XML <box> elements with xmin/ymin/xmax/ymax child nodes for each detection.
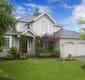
<box><xmin>38</xmin><ymin>48</ymin><xmax>45</xmax><ymax>53</ymax></box>
<box><xmin>9</xmin><ymin>47</ymin><xmax>17</xmax><ymax>56</ymax></box>
<box><xmin>19</xmin><ymin>54</ymin><xmax>27</xmax><ymax>60</ymax></box>
<box><xmin>0</xmin><ymin>69</ymin><xmax>14</xmax><ymax>80</ymax></box>
<box><xmin>38</xmin><ymin>52</ymin><xmax>52</xmax><ymax>58</ymax></box>
<box><xmin>68</xmin><ymin>54</ymin><xmax>72</xmax><ymax>59</ymax></box>
<box><xmin>0</xmin><ymin>47</ymin><xmax>3</xmax><ymax>52</ymax></box>
<box><xmin>81</xmin><ymin>64</ymin><xmax>85</xmax><ymax>70</ymax></box>
<box><xmin>53</xmin><ymin>48</ymin><xmax>60</xmax><ymax>57</ymax></box>
<box><xmin>5</xmin><ymin>53</ymin><xmax>14</xmax><ymax>60</ymax></box>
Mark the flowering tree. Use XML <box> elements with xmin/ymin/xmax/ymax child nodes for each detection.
<box><xmin>41</xmin><ymin>33</ymin><xmax>56</xmax><ymax>52</ymax></box>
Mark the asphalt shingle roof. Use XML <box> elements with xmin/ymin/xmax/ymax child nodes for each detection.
<box><xmin>17</xmin><ymin>15</ymin><xmax>37</xmax><ymax>22</ymax></box>
<box><xmin>54</xmin><ymin>28</ymin><xmax>80</xmax><ymax>39</ymax></box>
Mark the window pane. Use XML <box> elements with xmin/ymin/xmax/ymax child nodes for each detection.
<box><xmin>4</xmin><ymin>37</ymin><xmax>10</xmax><ymax>49</ymax></box>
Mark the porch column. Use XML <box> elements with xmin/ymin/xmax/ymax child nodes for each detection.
<box><xmin>32</xmin><ymin>37</ymin><xmax>36</xmax><ymax>55</ymax></box>
<box><xmin>9</xmin><ymin>36</ymin><xmax>13</xmax><ymax>48</ymax></box>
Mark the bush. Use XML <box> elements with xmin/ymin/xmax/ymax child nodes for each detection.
<box><xmin>38</xmin><ymin>52</ymin><xmax>52</xmax><ymax>58</ymax></box>
<box><xmin>38</xmin><ymin>48</ymin><xmax>45</xmax><ymax>53</ymax></box>
<box><xmin>0</xmin><ymin>69</ymin><xmax>14</xmax><ymax>80</ymax></box>
<box><xmin>19</xmin><ymin>54</ymin><xmax>27</xmax><ymax>60</ymax></box>
<box><xmin>0</xmin><ymin>47</ymin><xmax>3</xmax><ymax>52</ymax></box>
<box><xmin>9</xmin><ymin>47</ymin><xmax>17</xmax><ymax>56</ymax></box>
<box><xmin>81</xmin><ymin>64</ymin><xmax>85</xmax><ymax>70</ymax></box>
<box><xmin>5</xmin><ymin>53</ymin><xmax>14</xmax><ymax>60</ymax></box>
<box><xmin>52</xmin><ymin>48</ymin><xmax>60</xmax><ymax>57</ymax></box>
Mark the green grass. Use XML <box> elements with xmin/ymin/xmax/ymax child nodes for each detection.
<box><xmin>0</xmin><ymin>60</ymin><xmax>85</xmax><ymax>80</ymax></box>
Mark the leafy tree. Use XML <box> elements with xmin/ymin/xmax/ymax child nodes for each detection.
<box><xmin>41</xmin><ymin>33</ymin><xmax>56</xmax><ymax>52</ymax></box>
<box><xmin>78</xmin><ymin>19</ymin><xmax>85</xmax><ymax>40</ymax></box>
<box><xmin>0</xmin><ymin>0</ymin><xmax>15</xmax><ymax>47</ymax></box>
<box><xmin>33</xmin><ymin>7</ymin><xmax>41</xmax><ymax>16</ymax></box>
<box><xmin>79</xmin><ymin>28</ymin><xmax>85</xmax><ymax>40</ymax></box>
<box><xmin>78</xmin><ymin>19</ymin><xmax>85</xmax><ymax>25</ymax></box>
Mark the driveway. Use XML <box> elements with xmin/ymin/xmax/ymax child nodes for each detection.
<box><xmin>74</xmin><ymin>56</ymin><xmax>85</xmax><ymax>61</ymax></box>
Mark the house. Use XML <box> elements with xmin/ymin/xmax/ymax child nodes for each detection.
<box><xmin>3</xmin><ymin>12</ymin><xmax>85</xmax><ymax>58</ymax></box>
<box><xmin>4</xmin><ymin>12</ymin><xmax>61</xmax><ymax>57</ymax></box>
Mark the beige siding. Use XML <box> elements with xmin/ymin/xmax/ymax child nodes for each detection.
<box><xmin>31</xmin><ymin>14</ymin><xmax>61</xmax><ymax>36</ymax></box>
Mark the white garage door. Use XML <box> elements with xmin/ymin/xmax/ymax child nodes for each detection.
<box><xmin>76</xmin><ymin>42</ymin><xmax>85</xmax><ymax>56</ymax></box>
<box><xmin>63</xmin><ymin>42</ymin><xmax>85</xmax><ymax>57</ymax></box>
<box><xmin>63</xmin><ymin>42</ymin><xmax>76</xmax><ymax>57</ymax></box>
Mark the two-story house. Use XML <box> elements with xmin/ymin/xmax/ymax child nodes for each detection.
<box><xmin>4</xmin><ymin>12</ymin><xmax>85</xmax><ymax>58</ymax></box>
<box><xmin>4</xmin><ymin>12</ymin><xmax>62</xmax><ymax>57</ymax></box>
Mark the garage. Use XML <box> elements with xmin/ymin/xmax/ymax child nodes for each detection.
<box><xmin>63</xmin><ymin>41</ymin><xmax>85</xmax><ymax>57</ymax></box>
<box><xmin>63</xmin><ymin>42</ymin><xmax>76</xmax><ymax>57</ymax></box>
<box><xmin>54</xmin><ymin>28</ymin><xmax>85</xmax><ymax>58</ymax></box>
<box><xmin>76</xmin><ymin>42</ymin><xmax>85</xmax><ymax>56</ymax></box>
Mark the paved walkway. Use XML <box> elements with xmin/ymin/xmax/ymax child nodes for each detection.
<box><xmin>74</xmin><ymin>56</ymin><xmax>85</xmax><ymax>62</ymax></box>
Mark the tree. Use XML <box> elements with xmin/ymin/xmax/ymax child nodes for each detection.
<box><xmin>78</xmin><ymin>19</ymin><xmax>85</xmax><ymax>40</ymax></box>
<box><xmin>79</xmin><ymin>28</ymin><xmax>85</xmax><ymax>40</ymax></box>
<box><xmin>0</xmin><ymin>0</ymin><xmax>15</xmax><ymax>47</ymax></box>
<box><xmin>41</xmin><ymin>33</ymin><xmax>56</xmax><ymax>52</ymax></box>
<box><xmin>33</xmin><ymin>7</ymin><xmax>41</xmax><ymax>16</ymax></box>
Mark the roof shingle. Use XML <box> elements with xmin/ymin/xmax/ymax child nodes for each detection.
<box><xmin>54</xmin><ymin>28</ymin><xmax>80</xmax><ymax>39</ymax></box>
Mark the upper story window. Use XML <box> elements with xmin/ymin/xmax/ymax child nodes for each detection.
<box><xmin>41</xmin><ymin>21</ymin><xmax>48</xmax><ymax>33</ymax></box>
<box><xmin>25</xmin><ymin>24</ymin><xmax>30</xmax><ymax>29</ymax></box>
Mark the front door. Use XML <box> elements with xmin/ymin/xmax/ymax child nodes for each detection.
<box><xmin>27</xmin><ymin>39</ymin><xmax>32</xmax><ymax>52</ymax></box>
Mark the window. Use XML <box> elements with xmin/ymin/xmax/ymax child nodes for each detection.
<box><xmin>28</xmin><ymin>39</ymin><xmax>32</xmax><ymax>48</ymax></box>
<box><xmin>41</xmin><ymin>21</ymin><xmax>48</xmax><ymax>33</ymax></box>
<box><xmin>25</xmin><ymin>24</ymin><xmax>30</xmax><ymax>29</ymax></box>
<box><xmin>4</xmin><ymin>37</ymin><xmax>10</xmax><ymax>49</ymax></box>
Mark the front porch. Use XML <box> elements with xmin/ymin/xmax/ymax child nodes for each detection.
<box><xmin>3</xmin><ymin>30</ymin><xmax>36</xmax><ymax>57</ymax></box>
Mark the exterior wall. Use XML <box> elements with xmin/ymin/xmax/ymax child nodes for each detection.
<box><xmin>59</xmin><ymin>38</ymin><xmax>85</xmax><ymax>58</ymax></box>
<box><xmin>54</xmin><ymin>39</ymin><xmax>60</xmax><ymax>48</ymax></box>
<box><xmin>31</xmin><ymin>14</ymin><xmax>61</xmax><ymax>36</ymax></box>
<box><xmin>16</xmin><ymin>22</ymin><xmax>28</xmax><ymax>32</ymax></box>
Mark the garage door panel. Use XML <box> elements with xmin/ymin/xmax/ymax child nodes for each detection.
<box><xmin>76</xmin><ymin>43</ymin><xmax>85</xmax><ymax>56</ymax></box>
<box><xmin>63</xmin><ymin>42</ymin><xmax>75</xmax><ymax>57</ymax></box>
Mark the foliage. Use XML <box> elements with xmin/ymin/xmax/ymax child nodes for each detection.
<box><xmin>0</xmin><ymin>69</ymin><xmax>14</xmax><ymax>80</ymax></box>
<box><xmin>41</xmin><ymin>33</ymin><xmax>56</xmax><ymax>52</ymax></box>
<box><xmin>68</xmin><ymin>54</ymin><xmax>72</xmax><ymax>59</ymax></box>
<box><xmin>35</xmin><ymin>36</ymin><xmax>41</xmax><ymax>54</ymax></box>
<box><xmin>0</xmin><ymin>36</ymin><xmax>5</xmax><ymax>48</ymax></box>
<box><xmin>19</xmin><ymin>54</ymin><xmax>27</xmax><ymax>60</ymax></box>
<box><xmin>78</xmin><ymin>19</ymin><xmax>85</xmax><ymax>40</ymax></box>
<box><xmin>19</xmin><ymin>35</ymin><xmax>28</xmax><ymax>53</ymax></box>
<box><xmin>38</xmin><ymin>48</ymin><xmax>53</xmax><ymax>57</ymax></box>
<box><xmin>0</xmin><ymin>0</ymin><xmax>15</xmax><ymax>47</ymax></box>
<box><xmin>79</xmin><ymin>28</ymin><xmax>85</xmax><ymax>40</ymax></box>
<box><xmin>38</xmin><ymin>48</ymin><xmax>45</xmax><ymax>53</ymax></box>
<box><xmin>52</xmin><ymin>48</ymin><xmax>60</xmax><ymax>57</ymax></box>
<box><xmin>5</xmin><ymin>53</ymin><xmax>14</xmax><ymax>60</ymax></box>
<box><xmin>8</xmin><ymin>47</ymin><xmax>17</xmax><ymax>56</ymax></box>
<box><xmin>81</xmin><ymin>64</ymin><xmax>85</xmax><ymax>70</ymax></box>
<box><xmin>38</xmin><ymin>52</ymin><xmax>52</xmax><ymax>58</ymax></box>
<box><xmin>0</xmin><ymin>46</ymin><xmax>3</xmax><ymax>52</ymax></box>
<box><xmin>33</xmin><ymin>7</ymin><xmax>41</xmax><ymax>16</ymax></box>
<box><xmin>78</xmin><ymin>19</ymin><xmax>85</xmax><ymax>25</ymax></box>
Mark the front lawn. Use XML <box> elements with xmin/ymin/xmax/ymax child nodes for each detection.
<box><xmin>0</xmin><ymin>60</ymin><xmax>85</xmax><ymax>80</ymax></box>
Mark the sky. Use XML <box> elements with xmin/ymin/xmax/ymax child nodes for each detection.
<box><xmin>9</xmin><ymin>0</ymin><xmax>85</xmax><ymax>32</ymax></box>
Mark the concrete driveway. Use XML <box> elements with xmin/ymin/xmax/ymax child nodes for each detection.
<box><xmin>74</xmin><ymin>56</ymin><xmax>85</xmax><ymax>61</ymax></box>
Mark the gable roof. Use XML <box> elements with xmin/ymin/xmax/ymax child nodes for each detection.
<box><xmin>17</xmin><ymin>15</ymin><xmax>36</xmax><ymax>23</ymax></box>
<box><xmin>54</xmin><ymin>28</ymin><xmax>80</xmax><ymax>39</ymax></box>
<box><xmin>17</xmin><ymin>12</ymin><xmax>56</xmax><ymax>24</ymax></box>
